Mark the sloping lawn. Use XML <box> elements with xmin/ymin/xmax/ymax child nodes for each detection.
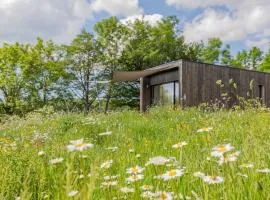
<box><xmin>0</xmin><ymin>107</ymin><xmax>269</xmax><ymax>199</ymax></box>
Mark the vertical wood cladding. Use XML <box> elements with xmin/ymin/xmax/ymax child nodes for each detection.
<box><xmin>181</xmin><ymin>60</ymin><xmax>270</xmax><ymax>107</ymax></box>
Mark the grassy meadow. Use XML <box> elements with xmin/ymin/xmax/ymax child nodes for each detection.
<box><xmin>0</xmin><ymin>107</ymin><xmax>270</xmax><ymax>199</ymax></box>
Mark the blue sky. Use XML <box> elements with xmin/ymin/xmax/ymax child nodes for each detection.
<box><xmin>0</xmin><ymin>0</ymin><xmax>269</xmax><ymax>54</ymax></box>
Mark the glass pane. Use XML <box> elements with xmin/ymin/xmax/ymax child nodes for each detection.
<box><xmin>175</xmin><ymin>82</ymin><xmax>180</xmax><ymax>105</ymax></box>
<box><xmin>160</xmin><ymin>83</ymin><xmax>174</xmax><ymax>105</ymax></box>
<box><xmin>152</xmin><ymin>85</ymin><xmax>160</xmax><ymax>105</ymax></box>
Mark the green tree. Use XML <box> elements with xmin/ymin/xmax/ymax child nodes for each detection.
<box><xmin>67</xmin><ymin>30</ymin><xmax>101</xmax><ymax>113</ymax></box>
<box><xmin>22</xmin><ymin>38</ymin><xmax>68</xmax><ymax>108</ymax></box>
<box><xmin>201</xmin><ymin>38</ymin><xmax>223</xmax><ymax>64</ymax></box>
<box><xmin>0</xmin><ymin>43</ymin><xmax>26</xmax><ymax>114</ymax></box>
<box><xmin>249</xmin><ymin>47</ymin><xmax>263</xmax><ymax>70</ymax></box>
<box><xmin>232</xmin><ymin>47</ymin><xmax>263</xmax><ymax>70</ymax></box>
<box><xmin>260</xmin><ymin>48</ymin><xmax>270</xmax><ymax>72</ymax></box>
<box><xmin>94</xmin><ymin>17</ymin><xmax>127</xmax><ymax>113</ymax></box>
<box><xmin>221</xmin><ymin>44</ymin><xmax>232</xmax><ymax>65</ymax></box>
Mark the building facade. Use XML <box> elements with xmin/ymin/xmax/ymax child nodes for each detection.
<box><xmin>113</xmin><ymin>60</ymin><xmax>270</xmax><ymax>112</ymax></box>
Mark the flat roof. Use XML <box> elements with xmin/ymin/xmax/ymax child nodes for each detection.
<box><xmin>112</xmin><ymin>59</ymin><xmax>270</xmax><ymax>82</ymax></box>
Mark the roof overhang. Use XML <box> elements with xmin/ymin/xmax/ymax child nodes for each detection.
<box><xmin>112</xmin><ymin>61</ymin><xmax>181</xmax><ymax>82</ymax></box>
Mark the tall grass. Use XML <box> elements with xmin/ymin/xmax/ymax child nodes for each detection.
<box><xmin>0</xmin><ymin>107</ymin><xmax>269</xmax><ymax>199</ymax></box>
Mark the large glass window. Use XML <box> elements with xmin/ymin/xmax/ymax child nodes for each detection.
<box><xmin>151</xmin><ymin>82</ymin><xmax>179</xmax><ymax>106</ymax></box>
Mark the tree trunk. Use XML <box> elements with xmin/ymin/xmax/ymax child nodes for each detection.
<box><xmin>104</xmin><ymin>82</ymin><xmax>113</xmax><ymax>114</ymax></box>
<box><xmin>84</xmin><ymin>69</ymin><xmax>90</xmax><ymax>115</ymax></box>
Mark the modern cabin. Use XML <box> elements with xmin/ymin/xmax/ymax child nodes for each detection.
<box><xmin>113</xmin><ymin>60</ymin><xmax>270</xmax><ymax>112</ymax></box>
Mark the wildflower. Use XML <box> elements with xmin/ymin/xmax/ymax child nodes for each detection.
<box><xmin>211</xmin><ymin>144</ymin><xmax>234</xmax><ymax>157</ymax></box>
<box><xmin>104</xmin><ymin>175</ymin><xmax>119</xmax><ymax>180</ymax></box>
<box><xmin>218</xmin><ymin>151</ymin><xmax>240</xmax><ymax>165</ymax></box>
<box><xmin>162</xmin><ymin>169</ymin><xmax>184</xmax><ymax>181</ymax></box>
<box><xmin>126</xmin><ymin>174</ymin><xmax>144</xmax><ymax>183</ymax></box>
<box><xmin>154</xmin><ymin>191</ymin><xmax>173</xmax><ymax>200</ymax></box>
<box><xmin>196</xmin><ymin>127</ymin><xmax>213</xmax><ymax>133</ymax></box>
<box><xmin>193</xmin><ymin>172</ymin><xmax>205</xmax><ymax>178</ymax></box>
<box><xmin>67</xmin><ymin>139</ymin><xmax>93</xmax><ymax>152</ymax></box>
<box><xmin>68</xmin><ymin>190</ymin><xmax>79</xmax><ymax>197</ymax></box>
<box><xmin>239</xmin><ymin>163</ymin><xmax>254</xmax><ymax>168</ymax></box>
<box><xmin>140</xmin><ymin>185</ymin><xmax>153</xmax><ymax>191</ymax></box>
<box><xmin>101</xmin><ymin>181</ymin><xmax>118</xmax><ymax>187</ymax></box>
<box><xmin>49</xmin><ymin>157</ymin><xmax>64</xmax><ymax>165</ymax></box>
<box><xmin>106</xmin><ymin>147</ymin><xmax>118</xmax><ymax>152</ymax></box>
<box><xmin>202</xmin><ymin>175</ymin><xmax>224</xmax><ymax>184</ymax></box>
<box><xmin>136</xmin><ymin>154</ymin><xmax>141</xmax><ymax>158</ymax></box>
<box><xmin>79</xmin><ymin>155</ymin><xmax>88</xmax><ymax>159</ymax></box>
<box><xmin>120</xmin><ymin>187</ymin><xmax>135</xmax><ymax>193</ymax></box>
<box><xmin>99</xmin><ymin>131</ymin><xmax>112</xmax><ymax>136</ymax></box>
<box><xmin>172</xmin><ymin>141</ymin><xmax>188</xmax><ymax>149</ymax></box>
<box><xmin>100</xmin><ymin>160</ymin><xmax>113</xmax><ymax>169</ymax></box>
<box><xmin>146</xmin><ymin>156</ymin><xmax>169</xmax><ymax>166</ymax></box>
<box><xmin>126</xmin><ymin>165</ymin><xmax>144</xmax><ymax>174</ymax></box>
<box><xmin>129</xmin><ymin>149</ymin><xmax>135</xmax><ymax>153</ymax></box>
<box><xmin>78</xmin><ymin>174</ymin><xmax>84</xmax><ymax>179</ymax></box>
<box><xmin>256</xmin><ymin>168</ymin><xmax>270</xmax><ymax>173</ymax></box>
<box><xmin>38</xmin><ymin>151</ymin><xmax>45</xmax><ymax>156</ymax></box>
<box><xmin>237</xmin><ymin>173</ymin><xmax>248</xmax><ymax>178</ymax></box>
<box><xmin>141</xmin><ymin>191</ymin><xmax>155</xmax><ymax>198</ymax></box>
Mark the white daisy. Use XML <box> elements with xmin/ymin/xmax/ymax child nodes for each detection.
<box><xmin>202</xmin><ymin>175</ymin><xmax>224</xmax><ymax>184</ymax></box>
<box><xmin>100</xmin><ymin>160</ymin><xmax>113</xmax><ymax>169</ymax></box>
<box><xmin>193</xmin><ymin>172</ymin><xmax>205</xmax><ymax>178</ymax></box>
<box><xmin>38</xmin><ymin>151</ymin><xmax>45</xmax><ymax>156</ymax></box>
<box><xmin>67</xmin><ymin>139</ymin><xmax>93</xmax><ymax>152</ymax></box>
<box><xmin>154</xmin><ymin>191</ymin><xmax>173</xmax><ymax>200</ymax></box>
<box><xmin>140</xmin><ymin>185</ymin><xmax>153</xmax><ymax>191</ymax></box>
<box><xmin>141</xmin><ymin>191</ymin><xmax>155</xmax><ymax>198</ymax></box>
<box><xmin>256</xmin><ymin>168</ymin><xmax>270</xmax><ymax>173</ymax></box>
<box><xmin>106</xmin><ymin>147</ymin><xmax>118</xmax><ymax>152</ymax></box>
<box><xmin>172</xmin><ymin>141</ymin><xmax>188</xmax><ymax>149</ymax></box>
<box><xmin>218</xmin><ymin>151</ymin><xmax>240</xmax><ymax>165</ymax></box>
<box><xmin>162</xmin><ymin>169</ymin><xmax>184</xmax><ymax>181</ymax></box>
<box><xmin>211</xmin><ymin>144</ymin><xmax>234</xmax><ymax>157</ymax></box>
<box><xmin>101</xmin><ymin>181</ymin><xmax>118</xmax><ymax>187</ymax></box>
<box><xmin>126</xmin><ymin>165</ymin><xmax>145</xmax><ymax>174</ymax></box>
<box><xmin>239</xmin><ymin>163</ymin><xmax>254</xmax><ymax>168</ymax></box>
<box><xmin>49</xmin><ymin>157</ymin><xmax>64</xmax><ymax>165</ymax></box>
<box><xmin>120</xmin><ymin>187</ymin><xmax>135</xmax><ymax>193</ymax></box>
<box><xmin>146</xmin><ymin>156</ymin><xmax>169</xmax><ymax>166</ymax></box>
<box><xmin>104</xmin><ymin>175</ymin><xmax>119</xmax><ymax>181</ymax></box>
<box><xmin>126</xmin><ymin>174</ymin><xmax>144</xmax><ymax>183</ymax></box>
<box><xmin>68</xmin><ymin>190</ymin><xmax>79</xmax><ymax>197</ymax></box>
<box><xmin>196</xmin><ymin>127</ymin><xmax>213</xmax><ymax>133</ymax></box>
<box><xmin>99</xmin><ymin>131</ymin><xmax>112</xmax><ymax>136</ymax></box>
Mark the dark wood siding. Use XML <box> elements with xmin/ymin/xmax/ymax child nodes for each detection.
<box><xmin>181</xmin><ymin>60</ymin><xmax>270</xmax><ymax>107</ymax></box>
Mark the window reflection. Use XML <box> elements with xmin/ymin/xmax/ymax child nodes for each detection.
<box><xmin>151</xmin><ymin>82</ymin><xmax>179</xmax><ymax>106</ymax></box>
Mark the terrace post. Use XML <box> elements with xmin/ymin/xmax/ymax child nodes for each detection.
<box><xmin>140</xmin><ymin>77</ymin><xmax>150</xmax><ymax>112</ymax></box>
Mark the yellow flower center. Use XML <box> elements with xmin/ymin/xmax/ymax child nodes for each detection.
<box><xmin>132</xmin><ymin>167</ymin><xmax>138</xmax><ymax>173</ymax></box>
<box><xmin>217</xmin><ymin>145</ymin><xmax>226</xmax><ymax>152</ymax></box>
<box><xmin>168</xmin><ymin>170</ymin><xmax>177</xmax><ymax>177</ymax></box>
<box><xmin>75</xmin><ymin>143</ymin><xmax>85</xmax><ymax>148</ymax></box>
<box><xmin>160</xmin><ymin>193</ymin><xmax>168</xmax><ymax>199</ymax></box>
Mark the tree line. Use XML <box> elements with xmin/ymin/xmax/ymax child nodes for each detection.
<box><xmin>1</xmin><ymin>16</ymin><xmax>270</xmax><ymax>115</ymax></box>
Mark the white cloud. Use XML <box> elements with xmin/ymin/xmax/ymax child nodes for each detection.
<box><xmin>0</xmin><ymin>0</ymin><xmax>143</xmax><ymax>44</ymax></box>
<box><xmin>120</xmin><ymin>14</ymin><xmax>163</xmax><ymax>26</ymax></box>
<box><xmin>166</xmin><ymin>0</ymin><xmax>270</xmax><ymax>48</ymax></box>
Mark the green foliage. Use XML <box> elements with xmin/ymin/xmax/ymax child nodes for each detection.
<box><xmin>200</xmin><ymin>38</ymin><xmax>223</xmax><ymax>64</ymax></box>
